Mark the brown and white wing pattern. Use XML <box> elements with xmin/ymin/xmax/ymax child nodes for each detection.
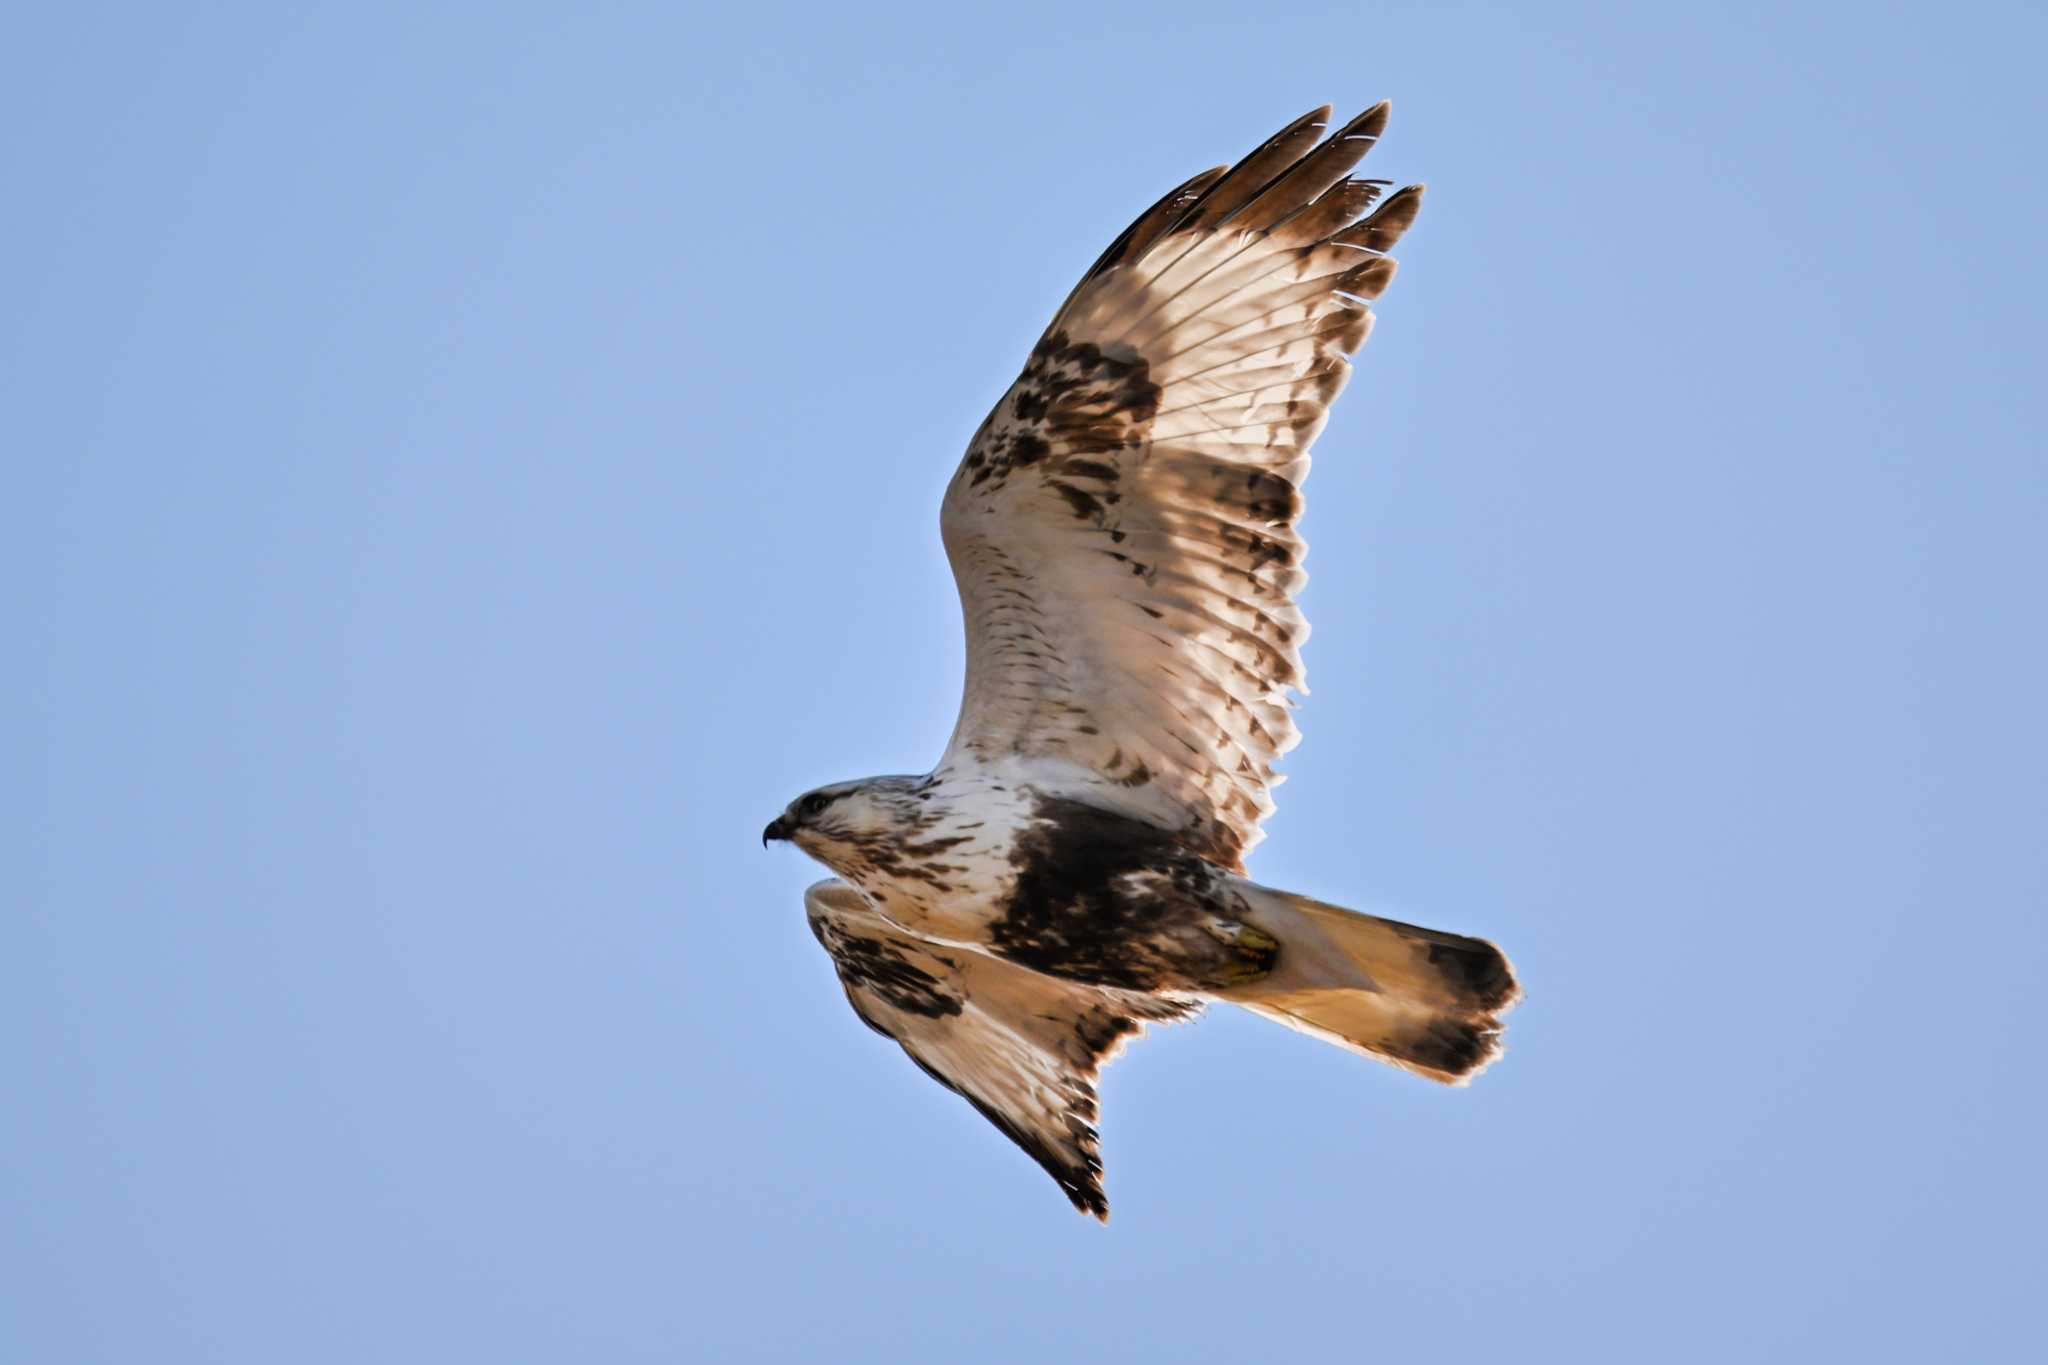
<box><xmin>941</xmin><ymin>105</ymin><xmax>1420</xmax><ymax>869</ymax></box>
<box><xmin>804</xmin><ymin>880</ymin><xmax>1195</xmax><ymax>1219</ymax></box>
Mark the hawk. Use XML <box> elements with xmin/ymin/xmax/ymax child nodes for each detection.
<box><xmin>764</xmin><ymin>104</ymin><xmax>1519</xmax><ymax>1220</ymax></box>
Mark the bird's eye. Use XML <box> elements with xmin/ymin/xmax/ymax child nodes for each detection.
<box><xmin>798</xmin><ymin>793</ymin><xmax>830</xmax><ymax>818</ymax></box>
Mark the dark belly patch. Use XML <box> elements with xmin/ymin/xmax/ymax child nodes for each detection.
<box><xmin>991</xmin><ymin>794</ymin><xmax>1272</xmax><ymax>992</ymax></box>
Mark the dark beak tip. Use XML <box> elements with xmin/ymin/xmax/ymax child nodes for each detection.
<box><xmin>762</xmin><ymin>817</ymin><xmax>791</xmax><ymax>848</ymax></box>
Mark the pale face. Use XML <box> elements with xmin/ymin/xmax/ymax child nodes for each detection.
<box><xmin>761</xmin><ymin>778</ymin><xmax>926</xmax><ymax>872</ymax></box>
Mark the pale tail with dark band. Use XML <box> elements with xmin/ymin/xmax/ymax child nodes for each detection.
<box><xmin>1225</xmin><ymin>886</ymin><xmax>1520</xmax><ymax>1084</ymax></box>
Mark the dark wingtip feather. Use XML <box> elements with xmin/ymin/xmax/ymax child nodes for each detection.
<box><xmin>1275</xmin><ymin>104</ymin><xmax>1335</xmax><ymax>142</ymax></box>
<box><xmin>1178</xmin><ymin>105</ymin><xmax>1337</xmax><ymax>231</ymax></box>
<box><xmin>1338</xmin><ymin>182</ymin><xmax>1424</xmax><ymax>253</ymax></box>
<box><xmin>1051</xmin><ymin>164</ymin><xmax>1229</xmax><ymax>322</ymax></box>
<box><xmin>1338</xmin><ymin>255</ymin><xmax>1399</xmax><ymax>301</ymax></box>
<box><xmin>1225</xmin><ymin>101</ymin><xmax>1395</xmax><ymax>232</ymax></box>
<box><xmin>1270</xmin><ymin>175</ymin><xmax>1391</xmax><ymax>246</ymax></box>
<box><xmin>1275</xmin><ymin>104</ymin><xmax>1338</xmax><ymax>146</ymax></box>
<box><xmin>1088</xmin><ymin>165</ymin><xmax>1229</xmax><ymax>276</ymax></box>
<box><xmin>1052</xmin><ymin>1150</ymin><xmax>1110</xmax><ymax>1222</ymax></box>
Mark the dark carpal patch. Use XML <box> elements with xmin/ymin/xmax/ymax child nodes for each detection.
<box><xmin>811</xmin><ymin>919</ymin><xmax>963</xmax><ymax>1021</ymax></box>
<box><xmin>992</xmin><ymin>794</ymin><xmax>1273</xmax><ymax>992</ymax></box>
<box><xmin>966</xmin><ymin>331</ymin><xmax>1161</xmax><ymax>496</ymax></box>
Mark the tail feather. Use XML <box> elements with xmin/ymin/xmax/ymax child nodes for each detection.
<box><xmin>1222</xmin><ymin>887</ymin><xmax>1520</xmax><ymax>1085</ymax></box>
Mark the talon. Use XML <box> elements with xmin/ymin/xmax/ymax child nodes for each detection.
<box><xmin>1236</xmin><ymin>924</ymin><xmax>1278</xmax><ymax>953</ymax></box>
<box><xmin>1200</xmin><ymin>920</ymin><xmax>1279</xmax><ymax>985</ymax></box>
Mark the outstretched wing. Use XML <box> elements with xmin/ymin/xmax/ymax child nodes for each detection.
<box><xmin>940</xmin><ymin>105</ymin><xmax>1420</xmax><ymax>869</ymax></box>
<box><xmin>804</xmin><ymin>880</ymin><xmax>1196</xmax><ymax>1219</ymax></box>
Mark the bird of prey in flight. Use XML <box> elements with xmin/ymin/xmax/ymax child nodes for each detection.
<box><xmin>765</xmin><ymin>104</ymin><xmax>1519</xmax><ymax>1220</ymax></box>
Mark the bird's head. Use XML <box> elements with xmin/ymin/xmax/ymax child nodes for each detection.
<box><xmin>762</xmin><ymin>776</ymin><xmax>929</xmax><ymax>868</ymax></box>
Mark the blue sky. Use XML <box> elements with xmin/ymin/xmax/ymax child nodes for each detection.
<box><xmin>6</xmin><ymin>3</ymin><xmax>2045</xmax><ymax>1361</ymax></box>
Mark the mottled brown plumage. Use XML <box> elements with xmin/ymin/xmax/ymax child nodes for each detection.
<box><xmin>767</xmin><ymin>106</ymin><xmax>1519</xmax><ymax>1220</ymax></box>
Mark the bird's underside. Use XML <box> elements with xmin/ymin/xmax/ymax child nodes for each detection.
<box><xmin>768</xmin><ymin>104</ymin><xmax>1521</xmax><ymax>1220</ymax></box>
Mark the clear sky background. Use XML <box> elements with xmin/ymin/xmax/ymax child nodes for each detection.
<box><xmin>6</xmin><ymin>3</ymin><xmax>2045</xmax><ymax>1361</ymax></box>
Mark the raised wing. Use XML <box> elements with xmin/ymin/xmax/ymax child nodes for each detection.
<box><xmin>804</xmin><ymin>880</ymin><xmax>1195</xmax><ymax>1219</ymax></box>
<box><xmin>940</xmin><ymin>105</ymin><xmax>1420</xmax><ymax>869</ymax></box>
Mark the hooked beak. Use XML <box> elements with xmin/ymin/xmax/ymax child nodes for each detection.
<box><xmin>762</xmin><ymin>816</ymin><xmax>794</xmax><ymax>848</ymax></box>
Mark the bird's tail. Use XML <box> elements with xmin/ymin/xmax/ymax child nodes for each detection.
<box><xmin>1220</xmin><ymin>885</ymin><xmax>1520</xmax><ymax>1085</ymax></box>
